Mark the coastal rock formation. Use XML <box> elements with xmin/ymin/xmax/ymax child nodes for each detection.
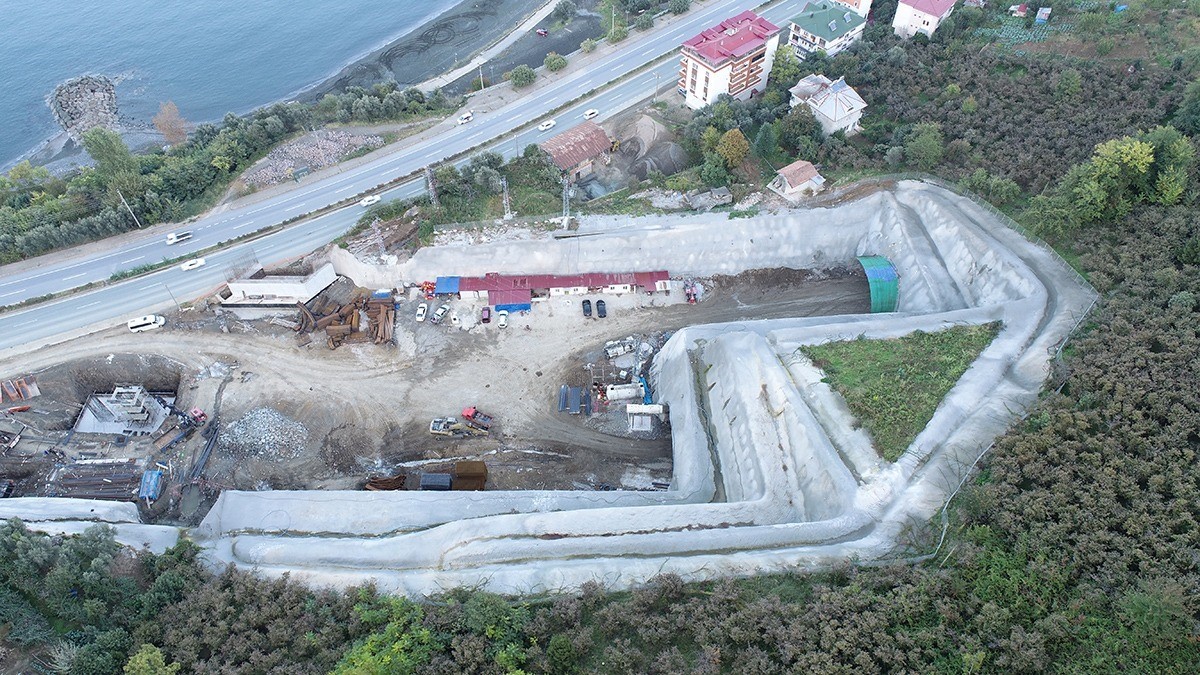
<box><xmin>49</xmin><ymin>75</ymin><xmax>119</xmax><ymax>142</ymax></box>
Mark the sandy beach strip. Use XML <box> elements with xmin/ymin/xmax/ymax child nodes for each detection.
<box><xmin>302</xmin><ymin>0</ymin><xmax>550</xmax><ymax>100</ymax></box>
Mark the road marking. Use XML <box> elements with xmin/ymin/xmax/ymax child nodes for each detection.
<box><xmin>80</xmin><ymin>301</ymin><xmax>100</xmax><ymax>308</ymax></box>
<box><xmin>120</xmin><ymin>256</ymin><xmax>144</xmax><ymax>264</ymax></box>
<box><xmin>284</xmin><ymin>204</ymin><xmax>307</xmax><ymax>212</ymax></box>
<box><xmin>140</xmin><ymin>284</ymin><xmax>158</xmax><ymax>291</ymax></box>
<box><xmin>12</xmin><ymin>320</ymin><xmax>34</xmax><ymax>328</ymax></box>
<box><xmin>334</xmin><ymin>185</ymin><xmax>355</xmax><ymax>193</ymax></box>
<box><xmin>0</xmin><ymin>289</ymin><xmax>25</xmax><ymax>298</ymax></box>
<box><xmin>64</xmin><ymin>273</ymin><xmax>86</xmax><ymax>280</ymax></box>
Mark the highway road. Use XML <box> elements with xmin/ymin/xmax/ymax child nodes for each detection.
<box><xmin>0</xmin><ymin>0</ymin><xmax>810</xmax><ymax>350</ymax></box>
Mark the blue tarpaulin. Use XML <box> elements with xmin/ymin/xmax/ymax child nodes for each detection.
<box><xmin>138</xmin><ymin>470</ymin><xmax>163</xmax><ymax>500</ymax></box>
<box><xmin>434</xmin><ymin>276</ymin><xmax>461</xmax><ymax>295</ymax></box>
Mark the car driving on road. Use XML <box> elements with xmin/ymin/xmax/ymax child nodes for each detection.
<box><xmin>180</xmin><ymin>258</ymin><xmax>206</xmax><ymax>271</ymax></box>
<box><xmin>166</xmin><ymin>231</ymin><xmax>192</xmax><ymax>245</ymax></box>
<box><xmin>415</xmin><ymin>302</ymin><xmax>428</xmax><ymax>322</ymax></box>
<box><xmin>538</xmin><ymin>120</ymin><xmax>556</xmax><ymax>132</ymax></box>
<box><xmin>359</xmin><ymin>195</ymin><xmax>381</xmax><ymax>207</ymax></box>
<box><xmin>583</xmin><ymin>109</ymin><xmax>599</xmax><ymax>120</ymax></box>
<box><xmin>457</xmin><ymin>111</ymin><xmax>473</xmax><ymax>125</ymax></box>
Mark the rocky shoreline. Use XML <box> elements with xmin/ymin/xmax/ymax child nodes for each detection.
<box><xmin>19</xmin><ymin>0</ymin><xmax>548</xmax><ymax>174</ymax></box>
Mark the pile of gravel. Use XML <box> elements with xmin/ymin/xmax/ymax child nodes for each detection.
<box><xmin>243</xmin><ymin>130</ymin><xmax>383</xmax><ymax>188</ymax></box>
<box><xmin>219</xmin><ymin>407</ymin><xmax>309</xmax><ymax>459</ymax></box>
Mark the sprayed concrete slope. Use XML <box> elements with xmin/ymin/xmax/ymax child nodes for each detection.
<box><xmin>2</xmin><ymin>181</ymin><xmax>1095</xmax><ymax>594</ymax></box>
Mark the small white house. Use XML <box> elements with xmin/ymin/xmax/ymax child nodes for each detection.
<box><xmin>789</xmin><ymin>74</ymin><xmax>868</xmax><ymax>136</ymax></box>
<box><xmin>893</xmin><ymin>0</ymin><xmax>957</xmax><ymax>39</ymax></box>
<box><xmin>768</xmin><ymin>159</ymin><xmax>826</xmax><ymax>202</ymax></box>
<box><xmin>834</xmin><ymin>0</ymin><xmax>873</xmax><ymax>18</ymax></box>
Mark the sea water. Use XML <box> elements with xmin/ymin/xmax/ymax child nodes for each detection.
<box><xmin>0</xmin><ymin>0</ymin><xmax>459</xmax><ymax>168</ymax></box>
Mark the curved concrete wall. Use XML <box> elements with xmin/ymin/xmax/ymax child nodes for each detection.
<box><xmin>171</xmin><ymin>181</ymin><xmax>1097</xmax><ymax>595</ymax></box>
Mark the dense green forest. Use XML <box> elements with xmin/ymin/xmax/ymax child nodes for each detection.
<box><xmin>3</xmin><ymin>1</ymin><xmax>1200</xmax><ymax>672</ymax></box>
<box><xmin>0</xmin><ymin>85</ymin><xmax>459</xmax><ymax>266</ymax></box>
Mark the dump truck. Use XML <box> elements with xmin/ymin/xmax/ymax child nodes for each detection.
<box><xmin>461</xmin><ymin>406</ymin><xmax>494</xmax><ymax>430</ymax></box>
<box><xmin>429</xmin><ymin>417</ymin><xmax>487</xmax><ymax>437</ymax></box>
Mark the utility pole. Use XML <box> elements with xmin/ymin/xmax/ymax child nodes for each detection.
<box><xmin>479</xmin><ymin>61</ymin><xmax>486</xmax><ymax>91</ymax></box>
<box><xmin>162</xmin><ymin>283</ymin><xmax>181</xmax><ymax>311</ymax></box>
<box><xmin>610</xmin><ymin>4</ymin><xmax>615</xmax><ymax>39</ymax></box>
<box><xmin>652</xmin><ymin>71</ymin><xmax>661</xmax><ymax>102</ymax></box>
<box><xmin>501</xmin><ymin>176</ymin><xmax>513</xmax><ymax>220</ymax></box>
<box><xmin>116</xmin><ymin>189</ymin><xmax>143</xmax><ymax>228</ymax></box>
<box><xmin>561</xmin><ymin>175</ymin><xmax>571</xmax><ymax>228</ymax></box>
<box><xmin>425</xmin><ymin>165</ymin><xmax>439</xmax><ymax>208</ymax></box>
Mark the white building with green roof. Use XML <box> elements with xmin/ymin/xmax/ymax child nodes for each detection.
<box><xmin>787</xmin><ymin>1</ymin><xmax>866</xmax><ymax>59</ymax></box>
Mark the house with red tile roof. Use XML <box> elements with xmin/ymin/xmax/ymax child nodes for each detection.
<box><xmin>893</xmin><ymin>0</ymin><xmax>957</xmax><ymax>39</ymax></box>
<box><xmin>677</xmin><ymin>10</ymin><xmax>782</xmax><ymax>110</ymax></box>
<box><xmin>538</xmin><ymin>121</ymin><xmax>612</xmax><ymax>181</ymax></box>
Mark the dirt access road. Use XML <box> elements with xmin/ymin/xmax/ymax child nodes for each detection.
<box><xmin>0</xmin><ymin>267</ymin><xmax>868</xmax><ymax>499</ymax></box>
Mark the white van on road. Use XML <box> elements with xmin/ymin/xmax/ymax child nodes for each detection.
<box><xmin>127</xmin><ymin>315</ymin><xmax>166</xmax><ymax>332</ymax></box>
<box><xmin>166</xmin><ymin>231</ymin><xmax>192</xmax><ymax>245</ymax></box>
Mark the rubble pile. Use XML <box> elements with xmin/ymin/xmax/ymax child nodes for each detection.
<box><xmin>295</xmin><ymin>289</ymin><xmax>396</xmax><ymax>349</ymax></box>
<box><xmin>243</xmin><ymin>130</ymin><xmax>384</xmax><ymax>188</ymax></box>
<box><xmin>219</xmin><ymin>407</ymin><xmax>308</xmax><ymax>459</ymax></box>
<box><xmin>49</xmin><ymin>75</ymin><xmax>119</xmax><ymax>141</ymax></box>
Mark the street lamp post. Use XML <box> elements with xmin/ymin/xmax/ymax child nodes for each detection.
<box><xmin>162</xmin><ymin>283</ymin><xmax>181</xmax><ymax>311</ymax></box>
<box><xmin>479</xmin><ymin>61</ymin><xmax>486</xmax><ymax>91</ymax></box>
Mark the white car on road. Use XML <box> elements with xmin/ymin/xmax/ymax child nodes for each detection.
<box><xmin>583</xmin><ymin>109</ymin><xmax>599</xmax><ymax>120</ymax></box>
<box><xmin>359</xmin><ymin>195</ymin><xmax>381</xmax><ymax>207</ymax></box>
<box><xmin>537</xmin><ymin>120</ymin><xmax>556</xmax><ymax>132</ymax></box>
<box><xmin>180</xmin><ymin>258</ymin><xmax>206</xmax><ymax>271</ymax></box>
<box><xmin>415</xmin><ymin>302</ymin><xmax>428</xmax><ymax>322</ymax></box>
<box><xmin>457</xmin><ymin>112</ymin><xmax>473</xmax><ymax>124</ymax></box>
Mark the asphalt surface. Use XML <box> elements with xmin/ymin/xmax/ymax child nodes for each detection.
<box><xmin>0</xmin><ymin>0</ymin><xmax>811</xmax><ymax>351</ymax></box>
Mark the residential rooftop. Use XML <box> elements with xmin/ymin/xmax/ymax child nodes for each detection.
<box><xmin>790</xmin><ymin>1</ymin><xmax>866</xmax><ymax>42</ymax></box>
<box><xmin>681</xmin><ymin>10</ymin><xmax>781</xmax><ymax>67</ymax></box>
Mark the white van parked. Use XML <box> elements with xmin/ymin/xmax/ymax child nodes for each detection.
<box><xmin>127</xmin><ymin>315</ymin><xmax>166</xmax><ymax>332</ymax></box>
<box><xmin>166</xmin><ymin>231</ymin><xmax>192</xmax><ymax>245</ymax></box>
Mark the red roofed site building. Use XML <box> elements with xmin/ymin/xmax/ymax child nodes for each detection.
<box><xmin>678</xmin><ymin>10</ymin><xmax>782</xmax><ymax>110</ymax></box>
<box><xmin>892</xmin><ymin>0</ymin><xmax>957</xmax><ymax>39</ymax></box>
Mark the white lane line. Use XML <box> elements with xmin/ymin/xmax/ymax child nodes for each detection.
<box><xmin>12</xmin><ymin>320</ymin><xmax>35</xmax><ymax>328</ymax></box>
<box><xmin>64</xmin><ymin>273</ymin><xmax>86</xmax><ymax>280</ymax></box>
<box><xmin>120</xmin><ymin>256</ymin><xmax>144</xmax><ymax>264</ymax></box>
<box><xmin>140</xmin><ymin>284</ymin><xmax>158</xmax><ymax>291</ymax></box>
<box><xmin>80</xmin><ymin>301</ymin><xmax>100</xmax><ymax>308</ymax></box>
<box><xmin>0</xmin><ymin>289</ymin><xmax>25</xmax><ymax>298</ymax></box>
<box><xmin>284</xmin><ymin>204</ymin><xmax>307</xmax><ymax>212</ymax></box>
<box><xmin>334</xmin><ymin>185</ymin><xmax>355</xmax><ymax>193</ymax></box>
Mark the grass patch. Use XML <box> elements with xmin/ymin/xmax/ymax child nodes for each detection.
<box><xmin>800</xmin><ymin>323</ymin><xmax>1002</xmax><ymax>462</ymax></box>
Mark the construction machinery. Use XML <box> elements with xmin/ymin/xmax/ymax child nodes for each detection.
<box><xmin>461</xmin><ymin>406</ymin><xmax>494</xmax><ymax>431</ymax></box>
<box><xmin>429</xmin><ymin>417</ymin><xmax>488</xmax><ymax>438</ymax></box>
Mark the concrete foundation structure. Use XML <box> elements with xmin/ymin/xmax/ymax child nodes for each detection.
<box><xmin>0</xmin><ymin>181</ymin><xmax>1095</xmax><ymax>597</ymax></box>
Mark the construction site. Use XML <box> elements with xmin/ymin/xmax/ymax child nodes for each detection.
<box><xmin>0</xmin><ymin>181</ymin><xmax>1095</xmax><ymax>597</ymax></box>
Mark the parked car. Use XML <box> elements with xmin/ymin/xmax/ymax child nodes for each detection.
<box><xmin>596</xmin><ymin>299</ymin><xmax>607</xmax><ymax>318</ymax></box>
<box><xmin>179</xmin><ymin>258</ymin><xmax>206</xmax><ymax>271</ymax></box>
<box><xmin>481</xmin><ymin>307</ymin><xmax>491</xmax><ymax>323</ymax></box>
<box><xmin>127</xmin><ymin>315</ymin><xmax>166</xmax><ymax>333</ymax></box>
<box><xmin>359</xmin><ymin>195</ymin><xmax>381</xmax><ymax>207</ymax></box>
<box><xmin>457</xmin><ymin>111</ymin><xmax>473</xmax><ymax>125</ymax></box>
<box><xmin>431</xmin><ymin>303</ymin><xmax>451</xmax><ymax>324</ymax></box>
<box><xmin>582</xmin><ymin>299</ymin><xmax>592</xmax><ymax>317</ymax></box>
<box><xmin>415</xmin><ymin>302</ymin><xmax>428</xmax><ymax>322</ymax></box>
<box><xmin>536</xmin><ymin>28</ymin><xmax>548</xmax><ymax>36</ymax></box>
<box><xmin>497</xmin><ymin>310</ymin><xmax>509</xmax><ymax>328</ymax></box>
<box><xmin>583</xmin><ymin>108</ymin><xmax>599</xmax><ymax>120</ymax></box>
<box><xmin>538</xmin><ymin>119</ymin><xmax>556</xmax><ymax>132</ymax></box>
